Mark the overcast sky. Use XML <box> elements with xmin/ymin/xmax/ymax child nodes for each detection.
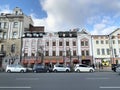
<box><xmin>0</xmin><ymin>0</ymin><xmax>120</xmax><ymax>35</ymax></box>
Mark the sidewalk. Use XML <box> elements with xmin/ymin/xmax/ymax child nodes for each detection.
<box><xmin>95</xmin><ymin>66</ymin><xmax>112</xmax><ymax>72</ymax></box>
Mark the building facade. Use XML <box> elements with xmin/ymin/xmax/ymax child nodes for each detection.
<box><xmin>21</xmin><ymin>28</ymin><xmax>120</xmax><ymax>68</ymax></box>
<box><xmin>0</xmin><ymin>7</ymin><xmax>33</xmax><ymax>69</ymax></box>
<box><xmin>21</xmin><ymin>29</ymin><xmax>94</xmax><ymax>68</ymax></box>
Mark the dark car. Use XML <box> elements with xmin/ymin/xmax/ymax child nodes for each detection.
<box><xmin>111</xmin><ymin>64</ymin><xmax>120</xmax><ymax>72</ymax></box>
<box><xmin>33</xmin><ymin>64</ymin><xmax>51</xmax><ymax>73</ymax></box>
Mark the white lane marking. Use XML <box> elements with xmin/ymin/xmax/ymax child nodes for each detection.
<box><xmin>16</xmin><ymin>78</ymin><xmax>39</xmax><ymax>80</ymax></box>
<box><xmin>0</xmin><ymin>86</ymin><xmax>31</xmax><ymax>89</ymax></box>
<box><xmin>100</xmin><ymin>86</ymin><xmax>120</xmax><ymax>89</ymax></box>
<box><xmin>86</xmin><ymin>78</ymin><xmax>109</xmax><ymax>80</ymax></box>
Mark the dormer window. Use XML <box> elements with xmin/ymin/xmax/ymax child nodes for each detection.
<box><xmin>16</xmin><ymin>11</ymin><xmax>18</xmax><ymax>15</ymax></box>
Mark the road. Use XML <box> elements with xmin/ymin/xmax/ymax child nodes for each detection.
<box><xmin>0</xmin><ymin>72</ymin><xmax>120</xmax><ymax>90</ymax></box>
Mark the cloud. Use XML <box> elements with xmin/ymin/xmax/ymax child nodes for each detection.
<box><xmin>37</xmin><ymin>0</ymin><xmax>120</xmax><ymax>34</ymax></box>
<box><xmin>0</xmin><ymin>5</ymin><xmax>12</xmax><ymax>14</ymax></box>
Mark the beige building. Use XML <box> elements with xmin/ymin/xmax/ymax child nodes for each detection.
<box><xmin>0</xmin><ymin>7</ymin><xmax>33</xmax><ymax>69</ymax></box>
<box><xmin>92</xmin><ymin>28</ymin><xmax>120</xmax><ymax>66</ymax></box>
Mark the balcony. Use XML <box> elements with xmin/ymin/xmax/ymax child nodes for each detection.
<box><xmin>0</xmin><ymin>51</ymin><xmax>6</xmax><ymax>57</ymax></box>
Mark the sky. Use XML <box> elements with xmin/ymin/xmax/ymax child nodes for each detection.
<box><xmin>0</xmin><ymin>0</ymin><xmax>120</xmax><ymax>35</ymax></box>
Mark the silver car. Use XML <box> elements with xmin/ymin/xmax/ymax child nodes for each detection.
<box><xmin>6</xmin><ymin>64</ymin><xmax>27</xmax><ymax>73</ymax></box>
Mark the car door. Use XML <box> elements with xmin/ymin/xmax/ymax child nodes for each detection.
<box><xmin>79</xmin><ymin>65</ymin><xmax>88</xmax><ymax>72</ymax></box>
<box><xmin>14</xmin><ymin>65</ymin><xmax>22</xmax><ymax>72</ymax></box>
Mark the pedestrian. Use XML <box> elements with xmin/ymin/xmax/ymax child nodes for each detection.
<box><xmin>92</xmin><ymin>63</ymin><xmax>95</xmax><ymax>69</ymax></box>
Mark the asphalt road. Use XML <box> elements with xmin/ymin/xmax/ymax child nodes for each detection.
<box><xmin>0</xmin><ymin>72</ymin><xmax>120</xmax><ymax>90</ymax></box>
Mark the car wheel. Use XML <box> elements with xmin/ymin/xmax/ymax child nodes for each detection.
<box><xmin>76</xmin><ymin>69</ymin><xmax>80</xmax><ymax>73</ymax></box>
<box><xmin>89</xmin><ymin>69</ymin><xmax>93</xmax><ymax>72</ymax></box>
<box><xmin>46</xmin><ymin>70</ymin><xmax>49</xmax><ymax>73</ymax></box>
<box><xmin>7</xmin><ymin>70</ymin><xmax>11</xmax><ymax>73</ymax></box>
<box><xmin>33</xmin><ymin>70</ymin><xmax>37</xmax><ymax>73</ymax></box>
<box><xmin>54</xmin><ymin>69</ymin><xmax>57</xmax><ymax>72</ymax></box>
<box><xmin>20</xmin><ymin>70</ymin><xmax>24</xmax><ymax>73</ymax></box>
<box><xmin>66</xmin><ymin>69</ymin><xmax>69</xmax><ymax>72</ymax></box>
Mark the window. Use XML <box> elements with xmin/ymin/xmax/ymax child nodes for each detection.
<box><xmin>3</xmin><ymin>32</ymin><xmax>7</xmax><ymax>39</ymax></box>
<box><xmin>113</xmin><ymin>40</ymin><xmax>115</xmax><ymax>44</ymax></box>
<box><xmin>73</xmin><ymin>50</ymin><xmax>76</xmax><ymax>56</ymax></box>
<box><xmin>81</xmin><ymin>51</ymin><xmax>85</xmax><ymax>56</ymax></box>
<box><xmin>106</xmin><ymin>40</ymin><xmax>109</xmax><ymax>44</ymax></box>
<box><xmin>101</xmin><ymin>49</ymin><xmax>105</xmax><ymax>55</ymax></box>
<box><xmin>118</xmin><ymin>40</ymin><xmax>120</xmax><ymax>44</ymax></box>
<box><xmin>45</xmin><ymin>51</ymin><xmax>49</xmax><ymax>56</ymax></box>
<box><xmin>96</xmin><ymin>40</ymin><xmax>99</xmax><ymax>44</ymax></box>
<box><xmin>106</xmin><ymin>49</ymin><xmax>110</xmax><ymax>55</ymax></box>
<box><xmin>0</xmin><ymin>22</ymin><xmax>1</xmax><ymax>28</ymax></box>
<box><xmin>11</xmin><ymin>44</ymin><xmax>15</xmax><ymax>53</ymax></box>
<box><xmin>0</xmin><ymin>33</ymin><xmax>2</xmax><ymax>38</ymax></box>
<box><xmin>13</xmin><ymin>32</ymin><xmax>17</xmax><ymax>38</ymax></box>
<box><xmin>101</xmin><ymin>40</ymin><xmax>104</xmax><ymax>44</ymax></box>
<box><xmin>81</xmin><ymin>41</ymin><xmax>84</xmax><ymax>46</ymax></box>
<box><xmin>86</xmin><ymin>50</ymin><xmax>89</xmax><ymax>56</ymax></box>
<box><xmin>59</xmin><ymin>41</ymin><xmax>62</xmax><ymax>46</ymax></box>
<box><xmin>52</xmin><ymin>51</ymin><xmax>56</xmax><ymax>56</ymax></box>
<box><xmin>85</xmin><ymin>41</ymin><xmax>88</xmax><ymax>46</ymax></box>
<box><xmin>59</xmin><ymin>51</ymin><xmax>63</xmax><ymax>56</ymax></box>
<box><xmin>66</xmin><ymin>41</ymin><xmax>69</xmax><ymax>46</ymax></box>
<box><xmin>24</xmin><ymin>53</ymin><xmax>28</xmax><ymax>57</ymax></box>
<box><xmin>66</xmin><ymin>50</ymin><xmax>71</xmax><ymax>56</ymax></box>
<box><xmin>31</xmin><ymin>53</ymin><xmax>35</xmax><ymax>57</ymax></box>
<box><xmin>114</xmin><ymin>49</ymin><xmax>116</xmax><ymax>56</ymax></box>
<box><xmin>46</xmin><ymin>42</ymin><xmax>49</xmax><ymax>46</ymax></box>
<box><xmin>97</xmin><ymin>49</ymin><xmax>100</xmax><ymax>55</ymax></box>
<box><xmin>4</xmin><ymin>22</ymin><xmax>7</xmax><ymax>29</ymax></box>
<box><xmin>1</xmin><ymin>45</ymin><xmax>4</xmax><ymax>51</ymax></box>
<box><xmin>73</xmin><ymin>41</ymin><xmax>76</xmax><ymax>46</ymax></box>
<box><xmin>53</xmin><ymin>41</ymin><xmax>56</xmax><ymax>46</ymax></box>
<box><xmin>13</xmin><ymin>22</ymin><xmax>18</xmax><ymax>28</ymax></box>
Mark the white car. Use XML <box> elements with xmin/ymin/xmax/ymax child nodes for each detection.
<box><xmin>6</xmin><ymin>64</ymin><xmax>27</xmax><ymax>73</ymax></box>
<box><xmin>74</xmin><ymin>64</ymin><xmax>95</xmax><ymax>73</ymax></box>
<box><xmin>53</xmin><ymin>64</ymin><xmax>70</xmax><ymax>72</ymax></box>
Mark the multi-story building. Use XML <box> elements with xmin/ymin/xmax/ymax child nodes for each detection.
<box><xmin>0</xmin><ymin>7</ymin><xmax>33</xmax><ymax>69</ymax></box>
<box><xmin>21</xmin><ymin>29</ymin><xmax>94</xmax><ymax>68</ymax></box>
<box><xmin>21</xmin><ymin>28</ymin><xmax>120</xmax><ymax>68</ymax></box>
<box><xmin>92</xmin><ymin>28</ymin><xmax>120</xmax><ymax>66</ymax></box>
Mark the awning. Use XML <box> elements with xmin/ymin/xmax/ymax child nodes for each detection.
<box><xmin>51</xmin><ymin>60</ymin><xmax>57</xmax><ymax>64</ymax></box>
<box><xmin>59</xmin><ymin>60</ymin><xmax>64</xmax><ymax>63</ymax></box>
<box><xmin>44</xmin><ymin>60</ymin><xmax>50</xmax><ymax>64</ymax></box>
<box><xmin>29</xmin><ymin>60</ymin><xmax>35</xmax><ymax>64</ymax></box>
<box><xmin>35</xmin><ymin>60</ymin><xmax>41</xmax><ymax>64</ymax></box>
<box><xmin>73</xmin><ymin>59</ymin><xmax>79</xmax><ymax>63</ymax></box>
<box><xmin>22</xmin><ymin>60</ymin><xmax>28</xmax><ymax>64</ymax></box>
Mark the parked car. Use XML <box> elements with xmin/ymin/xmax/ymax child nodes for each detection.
<box><xmin>116</xmin><ymin>66</ymin><xmax>120</xmax><ymax>75</ymax></box>
<box><xmin>33</xmin><ymin>64</ymin><xmax>51</xmax><ymax>73</ymax></box>
<box><xmin>53</xmin><ymin>64</ymin><xmax>70</xmax><ymax>72</ymax></box>
<box><xmin>111</xmin><ymin>64</ymin><xmax>120</xmax><ymax>72</ymax></box>
<box><xmin>6</xmin><ymin>64</ymin><xmax>27</xmax><ymax>73</ymax></box>
<box><xmin>74</xmin><ymin>64</ymin><xmax>95</xmax><ymax>73</ymax></box>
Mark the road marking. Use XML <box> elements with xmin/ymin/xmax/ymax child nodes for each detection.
<box><xmin>0</xmin><ymin>86</ymin><xmax>31</xmax><ymax>89</ymax></box>
<box><xmin>16</xmin><ymin>78</ymin><xmax>39</xmax><ymax>80</ymax></box>
<box><xmin>86</xmin><ymin>78</ymin><xmax>109</xmax><ymax>80</ymax></box>
<box><xmin>100</xmin><ymin>86</ymin><xmax>120</xmax><ymax>89</ymax></box>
